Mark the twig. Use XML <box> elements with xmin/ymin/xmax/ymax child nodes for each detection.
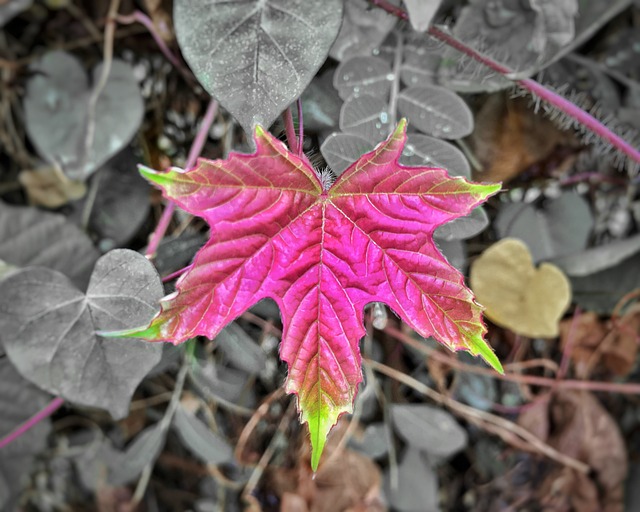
<box><xmin>366</xmin><ymin>359</ymin><xmax>590</xmax><ymax>473</ymax></box>
<box><xmin>145</xmin><ymin>98</ymin><xmax>219</xmax><ymax>258</ymax></box>
<box><xmin>0</xmin><ymin>397</ymin><xmax>65</xmax><ymax>450</ymax></box>
<box><xmin>78</xmin><ymin>0</ymin><xmax>122</xmax><ymax>175</ymax></box>
<box><xmin>384</xmin><ymin>325</ymin><xmax>640</xmax><ymax>394</ymax></box>
<box><xmin>131</xmin><ymin>358</ymin><xmax>189</xmax><ymax>506</ymax></box>
<box><xmin>241</xmin><ymin>401</ymin><xmax>296</xmax><ymax>507</ymax></box>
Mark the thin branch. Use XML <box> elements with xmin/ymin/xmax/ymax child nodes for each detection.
<box><xmin>367</xmin><ymin>359</ymin><xmax>590</xmax><ymax>474</ymax></box>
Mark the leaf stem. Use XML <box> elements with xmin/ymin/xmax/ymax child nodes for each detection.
<box><xmin>368</xmin><ymin>1</ymin><xmax>640</xmax><ymax>167</ymax></box>
<box><xmin>0</xmin><ymin>397</ymin><xmax>64</xmax><ymax>450</ymax></box>
<box><xmin>145</xmin><ymin>98</ymin><xmax>218</xmax><ymax>258</ymax></box>
<box><xmin>282</xmin><ymin>106</ymin><xmax>299</xmax><ymax>154</ymax></box>
<box><xmin>296</xmin><ymin>97</ymin><xmax>304</xmax><ymax>157</ymax></box>
<box><xmin>116</xmin><ymin>11</ymin><xmax>182</xmax><ymax>71</ymax></box>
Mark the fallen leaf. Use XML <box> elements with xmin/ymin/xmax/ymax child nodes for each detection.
<box><xmin>269</xmin><ymin>420</ymin><xmax>386</xmax><ymax>512</ymax></box>
<box><xmin>518</xmin><ymin>390</ymin><xmax>627</xmax><ymax>512</ymax></box>
<box><xmin>559</xmin><ymin>312</ymin><xmax>608</xmax><ymax>376</ymax></box>
<box><xmin>470</xmin><ymin>238</ymin><xmax>572</xmax><ymax>338</ymax></box>
<box><xmin>19</xmin><ymin>166</ymin><xmax>86</xmax><ymax>207</ymax></box>
<box><xmin>469</xmin><ymin>94</ymin><xmax>576</xmax><ymax>183</ymax></box>
<box><xmin>115</xmin><ymin>121</ymin><xmax>501</xmax><ymax>469</ymax></box>
<box><xmin>561</xmin><ymin>308</ymin><xmax>640</xmax><ymax>377</ymax></box>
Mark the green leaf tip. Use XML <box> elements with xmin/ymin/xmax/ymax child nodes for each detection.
<box><xmin>97</xmin><ymin>320</ymin><xmax>163</xmax><ymax>341</ymax></box>
<box><xmin>307</xmin><ymin>408</ymin><xmax>334</xmax><ymax>472</ymax></box>
<box><xmin>469</xmin><ymin>334</ymin><xmax>504</xmax><ymax>374</ymax></box>
<box><xmin>138</xmin><ymin>165</ymin><xmax>172</xmax><ymax>187</ymax></box>
<box><xmin>394</xmin><ymin>118</ymin><xmax>408</xmax><ymax>137</ymax></box>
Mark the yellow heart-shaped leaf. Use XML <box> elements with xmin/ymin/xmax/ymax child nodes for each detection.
<box><xmin>470</xmin><ymin>238</ymin><xmax>571</xmax><ymax>338</ymax></box>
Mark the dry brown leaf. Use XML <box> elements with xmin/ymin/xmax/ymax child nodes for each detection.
<box><xmin>559</xmin><ymin>312</ymin><xmax>607</xmax><ymax>373</ymax></box>
<box><xmin>560</xmin><ymin>309</ymin><xmax>639</xmax><ymax>377</ymax></box>
<box><xmin>519</xmin><ymin>390</ymin><xmax>627</xmax><ymax>512</ymax></box>
<box><xmin>469</xmin><ymin>94</ymin><xmax>576</xmax><ymax>183</ymax></box>
<box><xmin>19</xmin><ymin>167</ymin><xmax>86</xmax><ymax>208</ymax></box>
<box><xmin>266</xmin><ymin>420</ymin><xmax>386</xmax><ymax>512</ymax></box>
<box><xmin>470</xmin><ymin>238</ymin><xmax>572</xmax><ymax>338</ymax></box>
<box><xmin>603</xmin><ymin>307</ymin><xmax>640</xmax><ymax>376</ymax></box>
<box><xmin>538</xmin><ymin>467</ymin><xmax>600</xmax><ymax>512</ymax></box>
<box><xmin>517</xmin><ymin>395</ymin><xmax>551</xmax><ymax>442</ymax></box>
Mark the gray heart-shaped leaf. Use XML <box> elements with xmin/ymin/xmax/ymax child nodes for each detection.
<box><xmin>334</xmin><ymin>56</ymin><xmax>393</xmax><ymax>101</ymax></box>
<box><xmin>174</xmin><ymin>0</ymin><xmax>343</xmax><ymax>134</ymax></box>
<box><xmin>329</xmin><ymin>0</ymin><xmax>397</xmax><ymax>61</ymax></box>
<box><xmin>320</xmin><ymin>132</ymin><xmax>374</xmax><ymax>175</ymax></box>
<box><xmin>390</xmin><ymin>403</ymin><xmax>467</xmax><ymax>458</ymax></box>
<box><xmin>0</xmin><ymin>201</ymin><xmax>99</xmax><ymax>290</ymax></box>
<box><xmin>495</xmin><ymin>192</ymin><xmax>593</xmax><ymax>262</ymax></box>
<box><xmin>24</xmin><ymin>51</ymin><xmax>143</xmax><ymax>180</ymax></box>
<box><xmin>340</xmin><ymin>93</ymin><xmax>391</xmax><ymax>143</ymax></box>
<box><xmin>400</xmin><ymin>133</ymin><xmax>471</xmax><ymax>178</ymax></box>
<box><xmin>397</xmin><ymin>85</ymin><xmax>473</xmax><ymax>138</ymax></box>
<box><xmin>0</xmin><ymin>250</ymin><xmax>163</xmax><ymax>419</ymax></box>
<box><xmin>435</xmin><ymin>206</ymin><xmax>489</xmax><ymax>241</ymax></box>
<box><xmin>172</xmin><ymin>405</ymin><xmax>233</xmax><ymax>464</ymax></box>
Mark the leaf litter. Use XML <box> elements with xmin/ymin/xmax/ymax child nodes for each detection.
<box><xmin>2</xmin><ymin>1</ymin><xmax>640</xmax><ymax>510</ymax></box>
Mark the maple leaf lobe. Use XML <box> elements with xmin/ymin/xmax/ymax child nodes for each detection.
<box><xmin>118</xmin><ymin>121</ymin><xmax>500</xmax><ymax>470</ymax></box>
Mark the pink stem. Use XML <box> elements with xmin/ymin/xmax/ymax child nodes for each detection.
<box><xmin>282</xmin><ymin>107</ymin><xmax>299</xmax><ymax>154</ymax></box>
<box><xmin>369</xmin><ymin>1</ymin><xmax>640</xmax><ymax>166</ymax></box>
<box><xmin>145</xmin><ymin>98</ymin><xmax>219</xmax><ymax>258</ymax></box>
<box><xmin>115</xmin><ymin>11</ymin><xmax>185</xmax><ymax>74</ymax></box>
<box><xmin>162</xmin><ymin>263</ymin><xmax>193</xmax><ymax>283</ymax></box>
<box><xmin>296</xmin><ymin>97</ymin><xmax>304</xmax><ymax>157</ymax></box>
<box><xmin>0</xmin><ymin>397</ymin><xmax>64</xmax><ymax>450</ymax></box>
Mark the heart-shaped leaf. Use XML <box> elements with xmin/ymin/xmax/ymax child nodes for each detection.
<box><xmin>391</xmin><ymin>403</ymin><xmax>467</xmax><ymax>458</ymax></box>
<box><xmin>397</xmin><ymin>85</ymin><xmax>474</xmax><ymax>138</ymax></box>
<box><xmin>24</xmin><ymin>51</ymin><xmax>143</xmax><ymax>180</ymax></box>
<box><xmin>329</xmin><ymin>0</ymin><xmax>397</xmax><ymax>61</ymax></box>
<box><xmin>334</xmin><ymin>56</ymin><xmax>393</xmax><ymax>101</ymax></box>
<box><xmin>114</xmin><ymin>121</ymin><xmax>501</xmax><ymax>469</ymax></box>
<box><xmin>495</xmin><ymin>192</ymin><xmax>593</xmax><ymax>262</ymax></box>
<box><xmin>174</xmin><ymin>0</ymin><xmax>343</xmax><ymax>134</ymax></box>
<box><xmin>470</xmin><ymin>238</ymin><xmax>571</xmax><ymax>338</ymax></box>
<box><xmin>0</xmin><ymin>250</ymin><xmax>163</xmax><ymax>418</ymax></box>
<box><xmin>340</xmin><ymin>93</ymin><xmax>391</xmax><ymax>144</ymax></box>
<box><xmin>400</xmin><ymin>133</ymin><xmax>471</xmax><ymax>178</ymax></box>
<box><xmin>321</xmin><ymin>132</ymin><xmax>374</xmax><ymax>175</ymax></box>
<box><xmin>0</xmin><ymin>201</ymin><xmax>99</xmax><ymax>290</ymax></box>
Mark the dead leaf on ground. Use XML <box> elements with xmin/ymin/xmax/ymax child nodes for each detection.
<box><xmin>518</xmin><ymin>390</ymin><xmax>627</xmax><ymax>512</ymax></box>
<box><xmin>468</xmin><ymin>94</ymin><xmax>577</xmax><ymax>183</ymax></box>
<box><xmin>560</xmin><ymin>308</ymin><xmax>640</xmax><ymax>377</ymax></box>
<box><xmin>266</xmin><ymin>420</ymin><xmax>386</xmax><ymax>512</ymax></box>
<box><xmin>19</xmin><ymin>166</ymin><xmax>86</xmax><ymax>207</ymax></box>
<box><xmin>470</xmin><ymin>238</ymin><xmax>572</xmax><ymax>338</ymax></box>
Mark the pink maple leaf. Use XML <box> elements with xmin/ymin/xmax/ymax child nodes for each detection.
<box><xmin>117</xmin><ymin>120</ymin><xmax>502</xmax><ymax>469</ymax></box>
